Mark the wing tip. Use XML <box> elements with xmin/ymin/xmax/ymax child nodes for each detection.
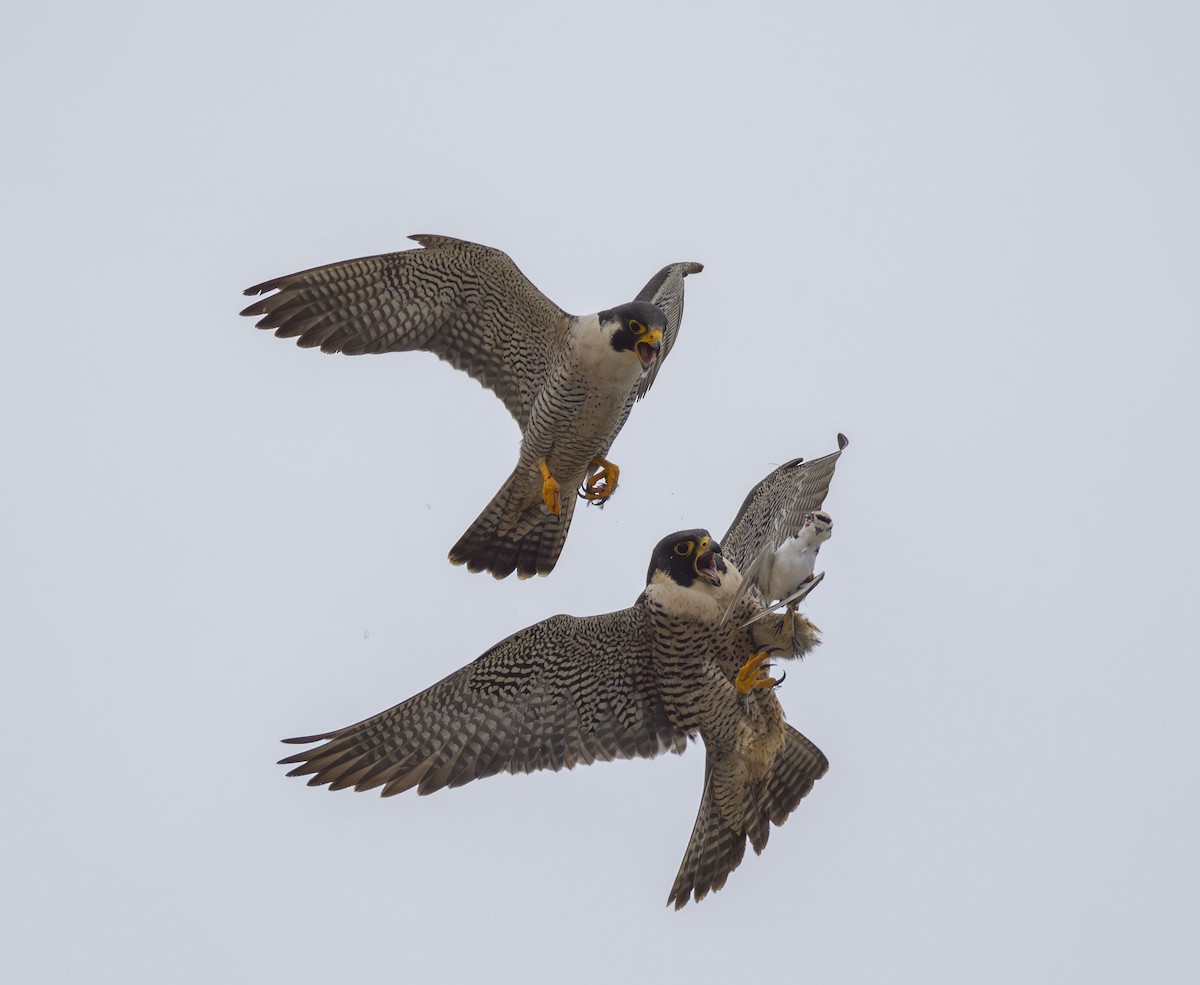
<box><xmin>280</xmin><ymin>732</ymin><xmax>334</xmax><ymax>747</ymax></box>
<box><xmin>240</xmin><ymin>283</ymin><xmax>276</xmax><ymax>303</ymax></box>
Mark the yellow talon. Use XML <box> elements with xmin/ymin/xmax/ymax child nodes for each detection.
<box><xmin>735</xmin><ymin>649</ymin><xmax>779</xmax><ymax>694</ymax></box>
<box><xmin>579</xmin><ymin>456</ymin><xmax>620</xmax><ymax>502</ymax></box>
<box><xmin>539</xmin><ymin>459</ymin><xmax>561</xmax><ymax>515</ymax></box>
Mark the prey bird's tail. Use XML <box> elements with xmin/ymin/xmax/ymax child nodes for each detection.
<box><xmin>667</xmin><ymin>725</ymin><xmax>828</xmax><ymax>910</ymax></box>
<box><xmin>449</xmin><ymin>465</ymin><xmax>575</xmax><ymax>579</ymax></box>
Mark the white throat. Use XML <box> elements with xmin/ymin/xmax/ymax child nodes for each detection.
<box><xmin>646</xmin><ymin>559</ymin><xmax>745</xmax><ymax>625</ymax></box>
<box><xmin>567</xmin><ymin>314</ymin><xmax>646</xmax><ymax>388</ymax></box>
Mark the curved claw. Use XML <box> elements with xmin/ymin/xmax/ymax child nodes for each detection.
<box><xmin>579</xmin><ymin>456</ymin><xmax>619</xmax><ymax>503</ymax></box>
<box><xmin>735</xmin><ymin>648</ymin><xmax>781</xmax><ymax>693</ymax></box>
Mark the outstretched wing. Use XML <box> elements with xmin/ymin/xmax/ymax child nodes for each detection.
<box><xmin>721</xmin><ymin>433</ymin><xmax>849</xmax><ymax>573</ymax></box>
<box><xmin>633</xmin><ymin>261</ymin><xmax>704</xmax><ymax>398</ymax></box>
<box><xmin>279</xmin><ymin>606</ymin><xmax>687</xmax><ymax>797</ymax></box>
<box><xmin>241</xmin><ymin>235</ymin><xmax>571</xmax><ymax>429</ymax></box>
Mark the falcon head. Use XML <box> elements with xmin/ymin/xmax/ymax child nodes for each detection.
<box><xmin>647</xmin><ymin>529</ymin><xmax>728</xmax><ymax>589</ymax></box>
<box><xmin>801</xmin><ymin>511</ymin><xmax>834</xmax><ymax>544</ymax></box>
<box><xmin>602</xmin><ymin>301</ymin><xmax>666</xmax><ymax>373</ymax></box>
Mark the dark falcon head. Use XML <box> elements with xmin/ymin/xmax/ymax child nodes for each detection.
<box><xmin>646</xmin><ymin>529</ymin><xmax>728</xmax><ymax>588</ymax></box>
<box><xmin>601</xmin><ymin>301</ymin><xmax>667</xmax><ymax>372</ymax></box>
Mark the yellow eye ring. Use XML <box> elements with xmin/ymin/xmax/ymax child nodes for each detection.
<box><xmin>630</xmin><ymin>320</ymin><xmax>646</xmax><ymax>335</ymax></box>
<box><xmin>674</xmin><ymin>541</ymin><xmax>693</xmax><ymax>557</ymax></box>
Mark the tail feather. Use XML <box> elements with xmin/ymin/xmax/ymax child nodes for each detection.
<box><xmin>667</xmin><ymin>728</ymin><xmax>828</xmax><ymax>909</ymax></box>
<box><xmin>762</xmin><ymin>724</ymin><xmax>829</xmax><ymax>829</ymax></box>
<box><xmin>668</xmin><ymin>755</ymin><xmax>748</xmax><ymax>910</ymax></box>
<box><xmin>448</xmin><ymin>466</ymin><xmax>575</xmax><ymax>579</ymax></box>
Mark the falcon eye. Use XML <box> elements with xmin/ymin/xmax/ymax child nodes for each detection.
<box><xmin>629</xmin><ymin>319</ymin><xmax>646</xmax><ymax>335</ymax></box>
<box><xmin>674</xmin><ymin>541</ymin><xmax>694</xmax><ymax>557</ymax></box>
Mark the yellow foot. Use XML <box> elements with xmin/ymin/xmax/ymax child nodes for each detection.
<box><xmin>579</xmin><ymin>456</ymin><xmax>620</xmax><ymax>502</ymax></box>
<box><xmin>538</xmin><ymin>459</ymin><xmax>561</xmax><ymax>515</ymax></box>
<box><xmin>735</xmin><ymin>649</ymin><xmax>780</xmax><ymax>694</ymax></box>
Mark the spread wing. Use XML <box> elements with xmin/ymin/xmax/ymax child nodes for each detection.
<box><xmin>721</xmin><ymin>433</ymin><xmax>849</xmax><ymax>575</ymax></box>
<box><xmin>241</xmin><ymin>235</ymin><xmax>571</xmax><ymax>429</ymax></box>
<box><xmin>279</xmin><ymin>606</ymin><xmax>687</xmax><ymax>797</ymax></box>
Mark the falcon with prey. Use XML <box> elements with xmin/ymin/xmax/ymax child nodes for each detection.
<box><xmin>278</xmin><ymin>436</ymin><xmax>848</xmax><ymax>908</ymax></box>
<box><xmin>241</xmin><ymin>236</ymin><xmax>703</xmax><ymax>579</ymax></box>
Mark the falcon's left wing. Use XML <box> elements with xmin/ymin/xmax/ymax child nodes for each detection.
<box><xmin>719</xmin><ymin>434</ymin><xmax>848</xmax><ymax>621</ymax></box>
<box><xmin>633</xmin><ymin>261</ymin><xmax>704</xmax><ymax>399</ymax></box>
<box><xmin>592</xmin><ymin>261</ymin><xmax>703</xmax><ymax>461</ymax></box>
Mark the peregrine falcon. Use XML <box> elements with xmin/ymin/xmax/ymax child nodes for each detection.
<box><xmin>278</xmin><ymin>437</ymin><xmax>848</xmax><ymax>908</ymax></box>
<box><xmin>240</xmin><ymin>236</ymin><xmax>703</xmax><ymax>579</ymax></box>
<box><xmin>722</xmin><ymin>435</ymin><xmax>847</xmax><ymax>649</ymax></box>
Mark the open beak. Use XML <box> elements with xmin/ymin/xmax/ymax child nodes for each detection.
<box><xmin>635</xmin><ymin>329</ymin><xmax>662</xmax><ymax>372</ymax></box>
<box><xmin>694</xmin><ymin>537</ymin><xmax>722</xmax><ymax>587</ymax></box>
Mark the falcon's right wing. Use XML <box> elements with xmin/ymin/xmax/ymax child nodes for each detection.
<box><xmin>241</xmin><ymin>235</ymin><xmax>571</xmax><ymax>430</ymax></box>
<box><xmin>279</xmin><ymin>606</ymin><xmax>687</xmax><ymax>797</ymax></box>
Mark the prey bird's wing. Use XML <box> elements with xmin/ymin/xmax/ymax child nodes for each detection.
<box><xmin>719</xmin><ymin>434</ymin><xmax>848</xmax><ymax>621</ymax></box>
<box><xmin>279</xmin><ymin>607</ymin><xmax>687</xmax><ymax>797</ymax></box>
<box><xmin>241</xmin><ymin>235</ymin><xmax>571</xmax><ymax>430</ymax></box>
<box><xmin>741</xmin><ymin>571</ymin><xmax>826</xmax><ymax>627</ymax></box>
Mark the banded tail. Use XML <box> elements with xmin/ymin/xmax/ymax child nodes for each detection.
<box><xmin>667</xmin><ymin>724</ymin><xmax>828</xmax><ymax>909</ymax></box>
<box><xmin>449</xmin><ymin>465</ymin><xmax>576</xmax><ymax>579</ymax></box>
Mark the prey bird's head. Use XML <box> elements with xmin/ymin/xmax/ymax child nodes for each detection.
<box><xmin>801</xmin><ymin>510</ymin><xmax>834</xmax><ymax>543</ymax></box>
<box><xmin>602</xmin><ymin>301</ymin><xmax>667</xmax><ymax>373</ymax></box>
<box><xmin>647</xmin><ymin>529</ymin><xmax>727</xmax><ymax>589</ymax></box>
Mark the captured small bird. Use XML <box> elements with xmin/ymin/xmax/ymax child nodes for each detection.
<box><xmin>278</xmin><ymin>437</ymin><xmax>848</xmax><ymax>908</ymax></box>
<box><xmin>737</xmin><ymin>510</ymin><xmax>833</xmax><ymax>644</ymax></box>
<box><xmin>757</xmin><ymin>512</ymin><xmax>833</xmax><ymax>607</ymax></box>
<box><xmin>722</xmin><ymin>435</ymin><xmax>847</xmax><ymax>651</ymax></box>
<box><xmin>240</xmin><ymin>236</ymin><xmax>702</xmax><ymax>579</ymax></box>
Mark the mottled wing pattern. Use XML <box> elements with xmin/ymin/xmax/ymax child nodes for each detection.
<box><xmin>279</xmin><ymin>607</ymin><xmax>687</xmax><ymax>796</ymax></box>
<box><xmin>241</xmin><ymin>235</ymin><xmax>571</xmax><ymax>429</ymax></box>
<box><xmin>720</xmin><ymin>433</ymin><xmax>849</xmax><ymax>572</ymax></box>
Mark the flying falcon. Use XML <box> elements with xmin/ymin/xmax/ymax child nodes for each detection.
<box><xmin>722</xmin><ymin>435</ymin><xmax>847</xmax><ymax>650</ymax></box>
<box><xmin>278</xmin><ymin>435</ymin><xmax>848</xmax><ymax>908</ymax></box>
<box><xmin>240</xmin><ymin>236</ymin><xmax>703</xmax><ymax>579</ymax></box>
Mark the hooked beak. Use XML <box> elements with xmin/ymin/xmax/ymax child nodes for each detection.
<box><xmin>635</xmin><ymin>328</ymin><xmax>663</xmax><ymax>372</ymax></box>
<box><xmin>694</xmin><ymin>536</ymin><xmax>721</xmax><ymax>587</ymax></box>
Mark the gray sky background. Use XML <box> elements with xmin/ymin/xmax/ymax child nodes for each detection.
<box><xmin>3</xmin><ymin>2</ymin><xmax>1198</xmax><ymax>981</ymax></box>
